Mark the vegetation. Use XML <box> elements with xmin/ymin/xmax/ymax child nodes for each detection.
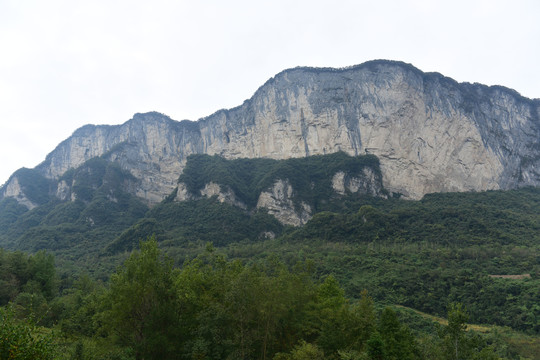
<box><xmin>276</xmin><ymin>188</ymin><xmax>540</xmax><ymax>333</ymax></box>
<box><xmin>11</xmin><ymin>168</ymin><xmax>52</xmax><ymax>206</ymax></box>
<box><xmin>0</xmin><ymin>153</ymin><xmax>539</xmax><ymax>357</ymax></box>
<box><xmin>0</xmin><ymin>249</ymin><xmax>57</xmax><ymax>306</ymax></box>
<box><xmin>179</xmin><ymin>152</ymin><xmax>382</xmax><ymax>210</ymax></box>
<box><xmin>1</xmin><ymin>239</ymin><xmax>519</xmax><ymax>359</ymax></box>
<box><xmin>0</xmin><ymin>306</ymin><xmax>56</xmax><ymax>360</ymax></box>
<box><xmin>0</xmin><ymin>158</ymin><xmax>148</xmax><ymax>278</ymax></box>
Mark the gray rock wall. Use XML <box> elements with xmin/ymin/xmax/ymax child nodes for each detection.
<box><xmin>3</xmin><ymin>60</ymin><xmax>540</xmax><ymax>207</ymax></box>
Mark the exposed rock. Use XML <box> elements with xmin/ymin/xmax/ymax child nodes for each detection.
<box><xmin>1</xmin><ymin>176</ymin><xmax>37</xmax><ymax>210</ymax></box>
<box><xmin>199</xmin><ymin>182</ymin><xmax>247</xmax><ymax>209</ymax></box>
<box><xmin>56</xmin><ymin>180</ymin><xmax>76</xmax><ymax>201</ymax></box>
<box><xmin>175</xmin><ymin>182</ymin><xmax>247</xmax><ymax>209</ymax></box>
<box><xmin>34</xmin><ymin>114</ymin><xmax>196</xmax><ymax>205</ymax></box>
<box><xmin>259</xmin><ymin>231</ymin><xmax>276</xmax><ymax>240</ymax></box>
<box><xmin>256</xmin><ymin>179</ymin><xmax>312</xmax><ymax>226</ymax></box>
<box><xmin>332</xmin><ymin>168</ymin><xmax>385</xmax><ymax>197</ymax></box>
<box><xmin>2</xmin><ymin>60</ymin><xmax>540</xmax><ymax>209</ymax></box>
<box><xmin>175</xmin><ymin>183</ymin><xmax>195</xmax><ymax>202</ymax></box>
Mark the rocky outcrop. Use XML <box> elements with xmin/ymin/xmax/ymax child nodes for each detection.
<box><xmin>256</xmin><ymin>169</ymin><xmax>386</xmax><ymax>226</ymax></box>
<box><xmin>256</xmin><ymin>179</ymin><xmax>312</xmax><ymax>226</ymax></box>
<box><xmin>55</xmin><ymin>180</ymin><xmax>76</xmax><ymax>201</ymax></box>
<box><xmin>332</xmin><ymin>168</ymin><xmax>385</xmax><ymax>197</ymax></box>
<box><xmin>199</xmin><ymin>183</ymin><xmax>246</xmax><ymax>209</ymax></box>
<box><xmin>1</xmin><ymin>176</ymin><xmax>38</xmax><ymax>210</ymax></box>
<box><xmin>175</xmin><ymin>182</ymin><xmax>247</xmax><ymax>209</ymax></box>
<box><xmin>2</xmin><ymin>60</ymin><xmax>540</xmax><ymax>208</ymax></box>
<box><xmin>174</xmin><ymin>183</ymin><xmax>195</xmax><ymax>202</ymax></box>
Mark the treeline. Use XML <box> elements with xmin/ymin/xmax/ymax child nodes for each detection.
<box><xmin>291</xmin><ymin>187</ymin><xmax>540</xmax><ymax>248</ymax></box>
<box><xmin>1</xmin><ymin>154</ymin><xmax>539</xmax><ymax>357</ymax></box>
<box><xmin>1</xmin><ymin>240</ymin><xmax>511</xmax><ymax>360</ymax></box>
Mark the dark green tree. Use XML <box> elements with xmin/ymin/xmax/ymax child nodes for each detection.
<box><xmin>101</xmin><ymin>237</ymin><xmax>180</xmax><ymax>360</ymax></box>
<box><xmin>346</xmin><ymin>289</ymin><xmax>377</xmax><ymax>351</ymax></box>
<box><xmin>366</xmin><ymin>332</ymin><xmax>384</xmax><ymax>360</ymax></box>
<box><xmin>313</xmin><ymin>275</ymin><xmax>348</xmax><ymax>354</ymax></box>
<box><xmin>27</xmin><ymin>251</ymin><xmax>57</xmax><ymax>300</ymax></box>
<box><xmin>378</xmin><ymin>307</ymin><xmax>419</xmax><ymax>360</ymax></box>
<box><xmin>438</xmin><ymin>303</ymin><xmax>499</xmax><ymax>360</ymax></box>
<box><xmin>439</xmin><ymin>303</ymin><xmax>471</xmax><ymax>360</ymax></box>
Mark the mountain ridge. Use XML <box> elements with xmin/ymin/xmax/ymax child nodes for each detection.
<box><xmin>2</xmin><ymin>60</ymin><xmax>540</xmax><ymax>208</ymax></box>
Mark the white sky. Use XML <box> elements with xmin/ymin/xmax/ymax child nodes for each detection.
<box><xmin>1</xmin><ymin>0</ymin><xmax>539</xmax><ymax>186</ymax></box>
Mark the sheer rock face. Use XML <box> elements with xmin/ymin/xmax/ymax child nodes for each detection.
<box><xmin>256</xmin><ymin>179</ymin><xmax>312</xmax><ymax>226</ymax></box>
<box><xmin>2</xmin><ymin>60</ymin><xmax>540</xmax><ymax>208</ymax></box>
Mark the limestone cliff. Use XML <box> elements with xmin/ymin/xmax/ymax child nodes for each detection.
<box><xmin>2</xmin><ymin>60</ymin><xmax>540</xmax><ymax>207</ymax></box>
<box><xmin>255</xmin><ymin>179</ymin><xmax>312</xmax><ymax>226</ymax></box>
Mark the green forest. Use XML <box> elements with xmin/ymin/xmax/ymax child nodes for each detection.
<box><xmin>0</xmin><ymin>153</ymin><xmax>539</xmax><ymax>359</ymax></box>
<box><xmin>1</xmin><ymin>239</ymin><xmax>531</xmax><ymax>359</ymax></box>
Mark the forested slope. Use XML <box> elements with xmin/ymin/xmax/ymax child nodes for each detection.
<box><xmin>0</xmin><ymin>153</ymin><xmax>539</xmax><ymax>358</ymax></box>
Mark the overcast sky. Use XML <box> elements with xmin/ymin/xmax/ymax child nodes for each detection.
<box><xmin>1</xmin><ymin>0</ymin><xmax>539</xmax><ymax>186</ymax></box>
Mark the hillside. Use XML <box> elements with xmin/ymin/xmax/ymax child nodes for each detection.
<box><xmin>0</xmin><ymin>152</ymin><xmax>383</xmax><ymax>258</ymax></box>
<box><xmin>0</xmin><ymin>153</ymin><xmax>537</xmax><ymax>339</ymax></box>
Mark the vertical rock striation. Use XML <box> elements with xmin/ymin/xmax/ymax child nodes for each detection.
<box><xmin>2</xmin><ymin>60</ymin><xmax>540</xmax><ymax>207</ymax></box>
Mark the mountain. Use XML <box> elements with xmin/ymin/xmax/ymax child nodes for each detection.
<box><xmin>2</xmin><ymin>60</ymin><xmax>540</xmax><ymax>213</ymax></box>
<box><xmin>1</xmin><ymin>60</ymin><xmax>539</xmax><ymax>356</ymax></box>
<box><xmin>0</xmin><ymin>58</ymin><xmax>539</xmax><ymax>342</ymax></box>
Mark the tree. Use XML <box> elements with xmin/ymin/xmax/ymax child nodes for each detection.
<box><xmin>173</xmin><ymin>249</ymin><xmax>321</xmax><ymax>360</ymax></box>
<box><xmin>101</xmin><ymin>237</ymin><xmax>180</xmax><ymax>360</ymax></box>
<box><xmin>274</xmin><ymin>341</ymin><xmax>325</xmax><ymax>360</ymax></box>
<box><xmin>56</xmin><ymin>273</ymin><xmax>105</xmax><ymax>337</ymax></box>
<box><xmin>313</xmin><ymin>275</ymin><xmax>348</xmax><ymax>354</ymax></box>
<box><xmin>366</xmin><ymin>332</ymin><xmax>384</xmax><ymax>360</ymax></box>
<box><xmin>27</xmin><ymin>251</ymin><xmax>57</xmax><ymax>301</ymax></box>
<box><xmin>173</xmin><ymin>247</ymin><xmax>242</xmax><ymax>359</ymax></box>
<box><xmin>438</xmin><ymin>303</ymin><xmax>499</xmax><ymax>360</ymax></box>
<box><xmin>377</xmin><ymin>307</ymin><xmax>419</xmax><ymax>360</ymax></box>
<box><xmin>346</xmin><ymin>289</ymin><xmax>377</xmax><ymax>351</ymax></box>
<box><xmin>440</xmin><ymin>303</ymin><xmax>471</xmax><ymax>360</ymax></box>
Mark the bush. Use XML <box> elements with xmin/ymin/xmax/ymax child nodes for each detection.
<box><xmin>0</xmin><ymin>306</ymin><xmax>56</xmax><ymax>360</ymax></box>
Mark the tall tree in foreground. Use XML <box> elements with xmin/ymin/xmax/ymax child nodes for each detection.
<box><xmin>101</xmin><ymin>237</ymin><xmax>180</xmax><ymax>360</ymax></box>
<box><xmin>439</xmin><ymin>303</ymin><xmax>498</xmax><ymax>360</ymax></box>
<box><xmin>439</xmin><ymin>302</ymin><xmax>472</xmax><ymax>360</ymax></box>
<box><xmin>377</xmin><ymin>307</ymin><xmax>420</xmax><ymax>360</ymax></box>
